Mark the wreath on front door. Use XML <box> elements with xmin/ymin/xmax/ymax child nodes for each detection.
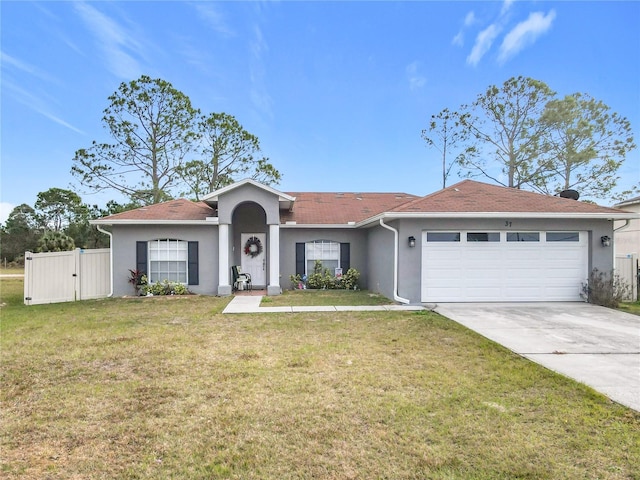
<box><xmin>244</xmin><ymin>236</ymin><xmax>263</xmax><ymax>258</ymax></box>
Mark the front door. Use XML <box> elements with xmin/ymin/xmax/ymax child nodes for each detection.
<box><xmin>241</xmin><ymin>233</ymin><xmax>266</xmax><ymax>287</ymax></box>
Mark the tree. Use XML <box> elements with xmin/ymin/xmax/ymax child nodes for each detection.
<box><xmin>178</xmin><ymin>112</ymin><xmax>281</xmax><ymax>199</ymax></box>
<box><xmin>537</xmin><ymin>93</ymin><xmax>636</xmax><ymax>199</ymax></box>
<box><xmin>71</xmin><ymin>75</ymin><xmax>198</xmax><ymax>205</ymax></box>
<box><xmin>37</xmin><ymin>231</ymin><xmax>75</xmax><ymax>253</ymax></box>
<box><xmin>422</xmin><ymin>108</ymin><xmax>475</xmax><ymax>189</ymax></box>
<box><xmin>0</xmin><ymin>204</ymin><xmax>42</xmax><ymax>262</ymax></box>
<box><xmin>457</xmin><ymin>76</ymin><xmax>556</xmax><ymax>188</ymax></box>
<box><xmin>34</xmin><ymin>188</ymin><xmax>83</xmax><ymax>231</ymax></box>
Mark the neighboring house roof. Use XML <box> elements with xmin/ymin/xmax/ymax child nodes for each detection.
<box><xmin>614</xmin><ymin>195</ymin><xmax>640</xmax><ymax>209</ymax></box>
<box><xmin>280</xmin><ymin>192</ymin><xmax>419</xmax><ymax>225</ymax></box>
<box><xmin>92</xmin><ymin>179</ymin><xmax>637</xmax><ymax>226</ymax></box>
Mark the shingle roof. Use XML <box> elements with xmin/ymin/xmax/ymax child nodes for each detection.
<box><xmin>95</xmin><ymin>180</ymin><xmax>631</xmax><ymax>224</ymax></box>
<box><xmin>391</xmin><ymin>180</ymin><xmax>626</xmax><ymax>215</ymax></box>
<box><xmin>99</xmin><ymin>198</ymin><xmax>215</xmax><ymax>222</ymax></box>
<box><xmin>280</xmin><ymin>192</ymin><xmax>419</xmax><ymax>224</ymax></box>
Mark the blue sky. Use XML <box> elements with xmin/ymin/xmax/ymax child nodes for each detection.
<box><xmin>2</xmin><ymin>1</ymin><xmax>639</xmax><ymax>223</ymax></box>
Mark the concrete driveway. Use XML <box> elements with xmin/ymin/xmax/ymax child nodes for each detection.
<box><xmin>434</xmin><ymin>302</ymin><xmax>640</xmax><ymax>412</ymax></box>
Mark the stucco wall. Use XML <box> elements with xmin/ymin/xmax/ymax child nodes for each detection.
<box><xmin>366</xmin><ymin>224</ymin><xmax>396</xmax><ymax>300</ymax></box>
<box><xmin>279</xmin><ymin>228</ymin><xmax>369</xmax><ymax>290</ymax></box>
<box><xmin>110</xmin><ymin>224</ymin><xmax>218</xmax><ymax>296</ymax></box>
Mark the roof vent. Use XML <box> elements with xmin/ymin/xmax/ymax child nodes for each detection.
<box><xmin>559</xmin><ymin>189</ymin><xmax>580</xmax><ymax>200</ymax></box>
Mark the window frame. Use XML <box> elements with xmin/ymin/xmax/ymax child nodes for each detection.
<box><xmin>148</xmin><ymin>239</ymin><xmax>189</xmax><ymax>284</ymax></box>
<box><xmin>305</xmin><ymin>239</ymin><xmax>341</xmax><ymax>276</ymax></box>
<box><xmin>506</xmin><ymin>232</ymin><xmax>540</xmax><ymax>242</ymax></box>
<box><xmin>546</xmin><ymin>232</ymin><xmax>580</xmax><ymax>242</ymax></box>
<box><xmin>426</xmin><ymin>232</ymin><xmax>461</xmax><ymax>242</ymax></box>
<box><xmin>466</xmin><ymin>232</ymin><xmax>501</xmax><ymax>242</ymax></box>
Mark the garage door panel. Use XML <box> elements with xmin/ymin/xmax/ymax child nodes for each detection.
<box><xmin>466</xmin><ymin>289</ymin><xmax>503</xmax><ymax>300</ymax></box>
<box><xmin>422</xmin><ymin>230</ymin><xmax>588</xmax><ymax>302</ymax></box>
<box><xmin>466</xmin><ymin>269</ymin><xmax>501</xmax><ymax>280</ymax></box>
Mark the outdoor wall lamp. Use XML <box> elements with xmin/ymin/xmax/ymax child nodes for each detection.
<box><xmin>408</xmin><ymin>236</ymin><xmax>416</xmax><ymax>248</ymax></box>
<box><xmin>601</xmin><ymin>235</ymin><xmax>611</xmax><ymax>247</ymax></box>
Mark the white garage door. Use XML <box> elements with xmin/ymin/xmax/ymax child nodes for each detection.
<box><xmin>421</xmin><ymin>231</ymin><xmax>588</xmax><ymax>302</ymax></box>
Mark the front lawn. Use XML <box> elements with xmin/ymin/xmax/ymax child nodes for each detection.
<box><xmin>261</xmin><ymin>288</ymin><xmax>394</xmax><ymax>306</ymax></box>
<box><xmin>619</xmin><ymin>300</ymin><xmax>640</xmax><ymax>316</ymax></box>
<box><xmin>1</xmin><ymin>278</ymin><xmax>639</xmax><ymax>479</ymax></box>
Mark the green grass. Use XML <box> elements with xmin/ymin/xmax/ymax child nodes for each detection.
<box><xmin>261</xmin><ymin>289</ymin><xmax>394</xmax><ymax>306</ymax></box>
<box><xmin>2</xmin><ymin>277</ymin><xmax>639</xmax><ymax>479</ymax></box>
<box><xmin>0</xmin><ymin>267</ymin><xmax>24</xmax><ymax>275</ymax></box>
<box><xmin>0</xmin><ymin>276</ymin><xmax>23</xmax><ymax>307</ymax></box>
<box><xmin>619</xmin><ymin>300</ymin><xmax>640</xmax><ymax>316</ymax></box>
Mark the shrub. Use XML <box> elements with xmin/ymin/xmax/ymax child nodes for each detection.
<box><xmin>291</xmin><ymin>261</ymin><xmax>361</xmax><ymax>290</ymax></box>
<box><xmin>341</xmin><ymin>268</ymin><xmax>360</xmax><ymax>290</ymax></box>
<box><xmin>290</xmin><ymin>274</ymin><xmax>304</xmax><ymax>289</ymax></box>
<box><xmin>581</xmin><ymin>268</ymin><xmax>631</xmax><ymax>308</ymax></box>
<box><xmin>128</xmin><ymin>269</ymin><xmax>145</xmax><ymax>295</ymax></box>
<box><xmin>141</xmin><ymin>279</ymin><xmax>191</xmax><ymax>296</ymax></box>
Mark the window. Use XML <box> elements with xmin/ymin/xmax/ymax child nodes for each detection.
<box><xmin>546</xmin><ymin>232</ymin><xmax>579</xmax><ymax>242</ymax></box>
<box><xmin>306</xmin><ymin>240</ymin><xmax>340</xmax><ymax>274</ymax></box>
<box><xmin>148</xmin><ymin>239</ymin><xmax>188</xmax><ymax>283</ymax></box>
<box><xmin>467</xmin><ymin>232</ymin><xmax>500</xmax><ymax>242</ymax></box>
<box><xmin>427</xmin><ymin>232</ymin><xmax>460</xmax><ymax>242</ymax></box>
<box><xmin>506</xmin><ymin>232</ymin><xmax>540</xmax><ymax>242</ymax></box>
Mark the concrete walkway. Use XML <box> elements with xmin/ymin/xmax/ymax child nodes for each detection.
<box><xmin>222</xmin><ymin>295</ymin><xmax>425</xmax><ymax>314</ymax></box>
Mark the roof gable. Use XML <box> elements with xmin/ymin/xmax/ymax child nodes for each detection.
<box><xmin>202</xmin><ymin>178</ymin><xmax>295</xmax><ymax>209</ymax></box>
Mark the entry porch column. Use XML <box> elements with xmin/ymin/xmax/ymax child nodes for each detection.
<box><xmin>217</xmin><ymin>223</ymin><xmax>232</xmax><ymax>295</ymax></box>
<box><xmin>267</xmin><ymin>224</ymin><xmax>281</xmax><ymax>295</ymax></box>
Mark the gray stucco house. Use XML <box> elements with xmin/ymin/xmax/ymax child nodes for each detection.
<box><xmin>92</xmin><ymin>178</ymin><xmax>637</xmax><ymax>303</ymax></box>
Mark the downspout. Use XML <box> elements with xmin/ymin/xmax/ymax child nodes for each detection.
<box><xmin>379</xmin><ymin>218</ymin><xmax>410</xmax><ymax>304</ymax></box>
<box><xmin>96</xmin><ymin>225</ymin><xmax>114</xmax><ymax>297</ymax></box>
<box><xmin>614</xmin><ymin>219</ymin><xmax>630</xmax><ymax>233</ymax></box>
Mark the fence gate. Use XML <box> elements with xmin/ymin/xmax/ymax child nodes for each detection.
<box><xmin>615</xmin><ymin>253</ymin><xmax>639</xmax><ymax>302</ymax></box>
<box><xmin>24</xmin><ymin>248</ymin><xmax>110</xmax><ymax>305</ymax></box>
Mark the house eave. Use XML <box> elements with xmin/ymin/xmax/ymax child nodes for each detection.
<box><xmin>90</xmin><ymin>219</ymin><xmax>219</xmax><ymax>226</ymax></box>
<box><xmin>279</xmin><ymin>223</ymin><xmax>358</xmax><ymax>229</ymax></box>
<box><xmin>356</xmin><ymin>211</ymin><xmax>640</xmax><ymax>227</ymax></box>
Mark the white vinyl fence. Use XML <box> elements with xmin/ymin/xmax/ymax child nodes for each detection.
<box><xmin>615</xmin><ymin>253</ymin><xmax>639</xmax><ymax>302</ymax></box>
<box><xmin>24</xmin><ymin>248</ymin><xmax>111</xmax><ymax>305</ymax></box>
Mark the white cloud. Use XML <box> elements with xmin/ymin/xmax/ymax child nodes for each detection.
<box><xmin>249</xmin><ymin>25</ymin><xmax>273</xmax><ymax>118</ymax></box>
<box><xmin>501</xmin><ymin>0</ymin><xmax>515</xmax><ymax>16</ymax></box>
<box><xmin>406</xmin><ymin>61</ymin><xmax>426</xmax><ymax>90</ymax></box>
<box><xmin>2</xmin><ymin>79</ymin><xmax>85</xmax><ymax>134</ymax></box>
<box><xmin>452</xmin><ymin>31</ymin><xmax>464</xmax><ymax>47</ymax></box>
<box><xmin>73</xmin><ymin>2</ymin><xmax>144</xmax><ymax>79</ymax></box>
<box><xmin>464</xmin><ymin>11</ymin><xmax>477</xmax><ymax>27</ymax></box>
<box><xmin>1</xmin><ymin>51</ymin><xmax>57</xmax><ymax>83</ymax></box>
<box><xmin>452</xmin><ymin>11</ymin><xmax>477</xmax><ymax>47</ymax></box>
<box><xmin>0</xmin><ymin>203</ymin><xmax>16</xmax><ymax>225</ymax></box>
<box><xmin>467</xmin><ymin>24</ymin><xmax>501</xmax><ymax>66</ymax></box>
<box><xmin>192</xmin><ymin>3</ymin><xmax>235</xmax><ymax>37</ymax></box>
<box><xmin>498</xmin><ymin>10</ymin><xmax>556</xmax><ymax>64</ymax></box>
